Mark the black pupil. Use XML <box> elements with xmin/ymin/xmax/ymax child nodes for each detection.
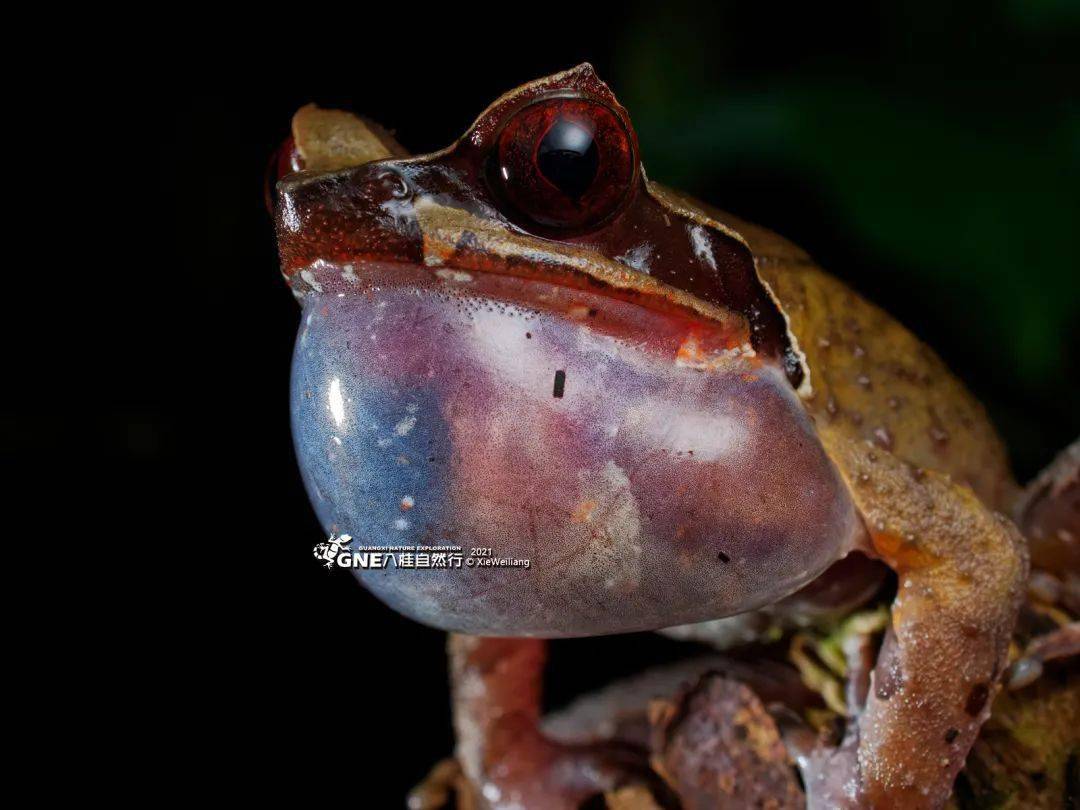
<box><xmin>536</xmin><ymin>118</ymin><xmax>599</xmax><ymax>201</ymax></box>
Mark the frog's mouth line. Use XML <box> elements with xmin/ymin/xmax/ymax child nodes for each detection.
<box><xmin>292</xmin><ymin>248</ymin><xmax>756</xmax><ymax>359</ymax></box>
<box><xmin>291</xmin><ymin>255</ymin><xmax>766</xmax><ymax>376</ymax></box>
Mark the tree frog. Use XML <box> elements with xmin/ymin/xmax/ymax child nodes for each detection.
<box><xmin>273</xmin><ymin>66</ymin><xmax>1033</xmax><ymax>808</ymax></box>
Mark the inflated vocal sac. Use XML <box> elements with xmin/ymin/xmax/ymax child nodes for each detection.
<box><xmin>290</xmin><ymin>265</ymin><xmax>858</xmax><ymax>636</ymax></box>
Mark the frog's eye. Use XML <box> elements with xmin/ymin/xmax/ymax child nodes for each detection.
<box><xmin>490</xmin><ymin>98</ymin><xmax>635</xmax><ymax>231</ymax></box>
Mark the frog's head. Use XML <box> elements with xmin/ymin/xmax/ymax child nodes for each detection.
<box><xmin>277</xmin><ymin>65</ymin><xmax>859</xmax><ymax>636</ymax></box>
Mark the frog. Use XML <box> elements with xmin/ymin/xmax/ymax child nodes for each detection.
<box><xmin>272</xmin><ymin>65</ymin><xmax>1042</xmax><ymax>809</ymax></box>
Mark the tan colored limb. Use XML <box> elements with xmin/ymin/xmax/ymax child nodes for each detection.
<box><xmin>449</xmin><ymin>634</ymin><xmax>545</xmax><ymax>797</ymax></box>
<box><xmin>816</xmin><ymin>430</ymin><xmax>1028</xmax><ymax>809</ymax></box>
<box><xmin>448</xmin><ymin>634</ymin><xmax>669</xmax><ymax>810</ymax></box>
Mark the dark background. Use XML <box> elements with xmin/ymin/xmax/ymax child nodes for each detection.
<box><xmin>58</xmin><ymin>2</ymin><xmax>1078</xmax><ymax>804</ymax></box>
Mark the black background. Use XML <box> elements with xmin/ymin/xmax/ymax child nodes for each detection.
<box><xmin>43</xmin><ymin>3</ymin><xmax>1078</xmax><ymax>804</ymax></box>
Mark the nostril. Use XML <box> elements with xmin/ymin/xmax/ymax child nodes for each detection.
<box><xmin>264</xmin><ymin>135</ymin><xmax>304</xmax><ymax>215</ymax></box>
<box><xmin>373</xmin><ymin>167</ymin><xmax>411</xmax><ymax>200</ymax></box>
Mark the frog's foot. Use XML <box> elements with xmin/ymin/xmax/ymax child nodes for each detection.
<box><xmin>448</xmin><ymin>635</ymin><xmax>676</xmax><ymax>810</ymax></box>
<box><xmin>815</xmin><ymin>432</ymin><xmax>1029</xmax><ymax>809</ymax></box>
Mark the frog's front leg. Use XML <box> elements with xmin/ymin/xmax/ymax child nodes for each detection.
<box><xmin>448</xmin><ymin>634</ymin><xmax>672</xmax><ymax>810</ymax></box>
<box><xmin>815</xmin><ymin>431</ymin><xmax>1028</xmax><ymax>809</ymax></box>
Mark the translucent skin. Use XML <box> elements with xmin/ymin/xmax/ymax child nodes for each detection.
<box><xmin>291</xmin><ymin>263</ymin><xmax>859</xmax><ymax>635</ymax></box>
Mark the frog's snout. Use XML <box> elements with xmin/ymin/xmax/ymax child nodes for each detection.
<box><xmin>269</xmin><ymin>103</ymin><xmax>418</xmax><ymax>272</ymax></box>
<box><xmin>274</xmin><ymin>158</ymin><xmax>425</xmax><ymax>291</ymax></box>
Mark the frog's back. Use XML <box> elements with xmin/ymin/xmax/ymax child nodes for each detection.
<box><xmin>714</xmin><ymin>209</ymin><xmax>1018</xmax><ymax>512</ymax></box>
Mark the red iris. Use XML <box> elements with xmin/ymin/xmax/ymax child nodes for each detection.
<box><xmin>490</xmin><ymin>98</ymin><xmax>635</xmax><ymax>232</ymax></box>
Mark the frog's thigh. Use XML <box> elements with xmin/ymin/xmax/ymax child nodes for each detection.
<box><xmin>448</xmin><ymin>633</ymin><xmax>545</xmax><ymax>788</ymax></box>
<box><xmin>818</xmin><ymin>429</ymin><xmax>1028</xmax><ymax>807</ymax></box>
<box><xmin>447</xmin><ymin>634</ymin><xmax>671</xmax><ymax>808</ymax></box>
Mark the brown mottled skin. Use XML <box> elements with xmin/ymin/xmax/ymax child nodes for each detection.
<box><xmin>275</xmin><ymin>66</ymin><xmax>1039</xmax><ymax>809</ymax></box>
<box><xmin>717</xmin><ymin>208</ymin><xmax>1017</xmax><ymax>510</ymax></box>
<box><xmin>654</xmin><ymin>197</ymin><xmax>1029</xmax><ymax>807</ymax></box>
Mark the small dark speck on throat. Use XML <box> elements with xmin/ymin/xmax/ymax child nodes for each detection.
<box><xmin>553</xmin><ymin>370</ymin><xmax>566</xmax><ymax>398</ymax></box>
<box><xmin>717</xmin><ymin>551</ymin><xmax>730</xmax><ymax>563</ymax></box>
